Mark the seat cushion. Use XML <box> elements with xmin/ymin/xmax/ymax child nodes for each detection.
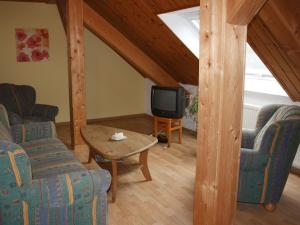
<box><xmin>20</xmin><ymin>138</ymin><xmax>86</xmax><ymax>179</ymax></box>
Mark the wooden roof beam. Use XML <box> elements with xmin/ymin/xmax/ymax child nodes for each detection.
<box><xmin>227</xmin><ymin>0</ymin><xmax>267</xmax><ymax>25</ymax></box>
<box><xmin>56</xmin><ymin>0</ymin><xmax>66</xmax><ymax>32</ymax></box>
<box><xmin>83</xmin><ymin>3</ymin><xmax>179</xmax><ymax>87</ymax></box>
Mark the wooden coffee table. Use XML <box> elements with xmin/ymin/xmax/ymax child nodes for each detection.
<box><xmin>81</xmin><ymin>125</ymin><xmax>158</xmax><ymax>202</ymax></box>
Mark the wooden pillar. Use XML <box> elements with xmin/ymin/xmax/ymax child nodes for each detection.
<box><xmin>66</xmin><ymin>0</ymin><xmax>89</xmax><ymax>162</ymax></box>
<box><xmin>193</xmin><ymin>0</ymin><xmax>246</xmax><ymax>224</ymax></box>
<box><xmin>194</xmin><ymin>0</ymin><xmax>266</xmax><ymax>224</ymax></box>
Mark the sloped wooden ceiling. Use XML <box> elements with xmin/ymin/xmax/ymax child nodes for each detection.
<box><xmin>2</xmin><ymin>0</ymin><xmax>299</xmax><ymax>100</ymax></box>
<box><xmin>248</xmin><ymin>0</ymin><xmax>300</xmax><ymax>101</ymax></box>
<box><xmin>84</xmin><ymin>0</ymin><xmax>300</xmax><ymax>100</ymax></box>
<box><xmin>85</xmin><ymin>0</ymin><xmax>199</xmax><ymax>85</ymax></box>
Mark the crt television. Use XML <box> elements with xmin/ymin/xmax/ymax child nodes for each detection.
<box><xmin>151</xmin><ymin>86</ymin><xmax>186</xmax><ymax>119</ymax></box>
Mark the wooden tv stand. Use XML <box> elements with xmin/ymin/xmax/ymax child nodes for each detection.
<box><xmin>153</xmin><ymin>116</ymin><xmax>183</xmax><ymax>147</ymax></box>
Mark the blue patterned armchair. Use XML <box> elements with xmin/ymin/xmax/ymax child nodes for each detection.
<box><xmin>238</xmin><ymin>104</ymin><xmax>300</xmax><ymax>211</ymax></box>
<box><xmin>0</xmin><ymin>104</ymin><xmax>111</xmax><ymax>225</ymax></box>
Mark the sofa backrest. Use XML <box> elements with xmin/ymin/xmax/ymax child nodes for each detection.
<box><xmin>0</xmin><ymin>83</ymin><xmax>36</xmax><ymax>117</ymax></box>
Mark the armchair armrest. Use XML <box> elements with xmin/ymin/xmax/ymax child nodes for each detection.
<box><xmin>23</xmin><ymin>169</ymin><xmax>111</xmax><ymax>208</ymax></box>
<box><xmin>31</xmin><ymin>104</ymin><xmax>59</xmax><ymax>121</ymax></box>
<box><xmin>240</xmin><ymin>148</ymin><xmax>269</xmax><ymax>171</ymax></box>
<box><xmin>241</xmin><ymin>129</ymin><xmax>256</xmax><ymax>149</ymax></box>
<box><xmin>11</xmin><ymin>121</ymin><xmax>57</xmax><ymax>143</ymax></box>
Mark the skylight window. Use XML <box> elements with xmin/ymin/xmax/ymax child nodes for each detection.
<box><xmin>159</xmin><ymin>8</ymin><xmax>288</xmax><ymax>97</ymax></box>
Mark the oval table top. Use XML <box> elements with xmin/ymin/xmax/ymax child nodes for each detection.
<box><xmin>81</xmin><ymin>125</ymin><xmax>158</xmax><ymax>160</ymax></box>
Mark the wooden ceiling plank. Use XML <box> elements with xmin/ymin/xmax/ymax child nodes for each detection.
<box><xmin>86</xmin><ymin>0</ymin><xmax>199</xmax><ymax>85</ymax></box>
<box><xmin>257</xmin><ymin>16</ymin><xmax>300</xmax><ymax>86</ymax></box>
<box><xmin>150</xmin><ymin>0</ymin><xmax>199</xmax><ymax>14</ymax></box>
<box><xmin>227</xmin><ymin>0</ymin><xmax>267</xmax><ymax>25</ymax></box>
<box><xmin>56</xmin><ymin>0</ymin><xmax>66</xmax><ymax>32</ymax></box>
<box><xmin>248</xmin><ymin>18</ymin><xmax>300</xmax><ymax>101</ymax></box>
<box><xmin>83</xmin><ymin>3</ymin><xmax>179</xmax><ymax>87</ymax></box>
<box><xmin>259</xmin><ymin>1</ymin><xmax>300</xmax><ymax>51</ymax></box>
<box><xmin>248</xmin><ymin>22</ymin><xmax>299</xmax><ymax>98</ymax></box>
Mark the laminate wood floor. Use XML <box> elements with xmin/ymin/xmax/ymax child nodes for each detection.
<box><xmin>56</xmin><ymin>116</ymin><xmax>300</xmax><ymax>225</ymax></box>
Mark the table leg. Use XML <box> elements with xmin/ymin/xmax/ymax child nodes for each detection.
<box><xmin>88</xmin><ymin>148</ymin><xmax>94</xmax><ymax>163</ymax></box>
<box><xmin>179</xmin><ymin>120</ymin><xmax>183</xmax><ymax>144</ymax></box>
<box><xmin>111</xmin><ymin>160</ymin><xmax>118</xmax><ymax>202</ymax></box>
<box><xmin>139</xmin><ymin>150</ymin><xmax>152</xmax><ymax>181</ymax></box>
<box><xmin>167</xmin><ymin>119</ymin><xmax>171</xmax><ymax>147</ymax></box>
<box><xmin>153</xmin><ymin>117</ymin><xmax>158</xmax><ymax>137</ymax></box>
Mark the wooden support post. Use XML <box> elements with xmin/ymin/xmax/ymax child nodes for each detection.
<box><xmin>66</xmin><ymin>0</ymin><xmax>89</xmax><ymax>162</ymax></box>
<box><xmin>193</xmin><ymin>0</ymin><xmax>249</xmax><ymax>224</ymax></box>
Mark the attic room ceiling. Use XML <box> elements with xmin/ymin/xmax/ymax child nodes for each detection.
<box><xmin>1</xmin><ymin>0</ymin><xmax>299</xmax><ymax>100</ymax></box>
<box><xmin>85</xmin><ymin>0</ymin><xmax>200</xmax><ymax>85</ymax></box>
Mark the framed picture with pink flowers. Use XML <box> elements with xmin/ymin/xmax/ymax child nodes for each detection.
<box><xmin>15</xmin><ymin>28</ymin><xmax>49</xmax><ymax>62</ymax></box>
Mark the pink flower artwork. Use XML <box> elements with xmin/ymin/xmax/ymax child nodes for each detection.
<box><xmin>15</xmin><ymin>28</ymin><xmax>49</xmax><ymax>62</ymax></box>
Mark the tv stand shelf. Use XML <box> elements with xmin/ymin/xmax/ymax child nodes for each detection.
<box><xmin>153</xmin><ymin>116</ymin><xmax>183</xmax><ymax>147</ymax></box>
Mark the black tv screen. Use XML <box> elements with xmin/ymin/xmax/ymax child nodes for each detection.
<box><xmin>151</xmin><ymin>86</ymin><xmax>185</xmax><ymax>118</ymax></box>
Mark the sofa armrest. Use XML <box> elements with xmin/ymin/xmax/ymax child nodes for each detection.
<box><xmin>11</xmin><ymin>121</ymin><xmax>57</xmax><ymax>143</ymax></box>
<box><xmin>31</xmin><ymin>104</ymin><xmax>59</xmax><ymax>121</ymax></box>
<box><xmin>23</xmin><ymin>169</ymin><xmax>111</xmax><ymax>208</ymax></box>
<box><xmin>240</xmin><ymin>148</ymin><xmax>269</xmax><ymax>171</ymax></box>
<box><xmin>241</xmin><ymin>129</ymin><xmax>256</xmax><ymax>149</ymax></box>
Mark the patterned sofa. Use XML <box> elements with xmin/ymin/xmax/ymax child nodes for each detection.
<box><xmin>0</xmin><ymin>104</ymin><xmax>111</xmax><ymax>225</ymax></box>
<box><xmin>238</xmin><ymin>104</ymin><xmax>300</xmax><ymax>211</ymax></box>
<box><xmin>0</xmin><ymin>83</ymin><xmax>59</xmax><ymax>125</ymax></box>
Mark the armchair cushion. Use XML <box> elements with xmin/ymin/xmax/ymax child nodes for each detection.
<box><xmin>11</xmin><ymin>122</ymin><xmax>57</xmax><ymax>144</ymax></box>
